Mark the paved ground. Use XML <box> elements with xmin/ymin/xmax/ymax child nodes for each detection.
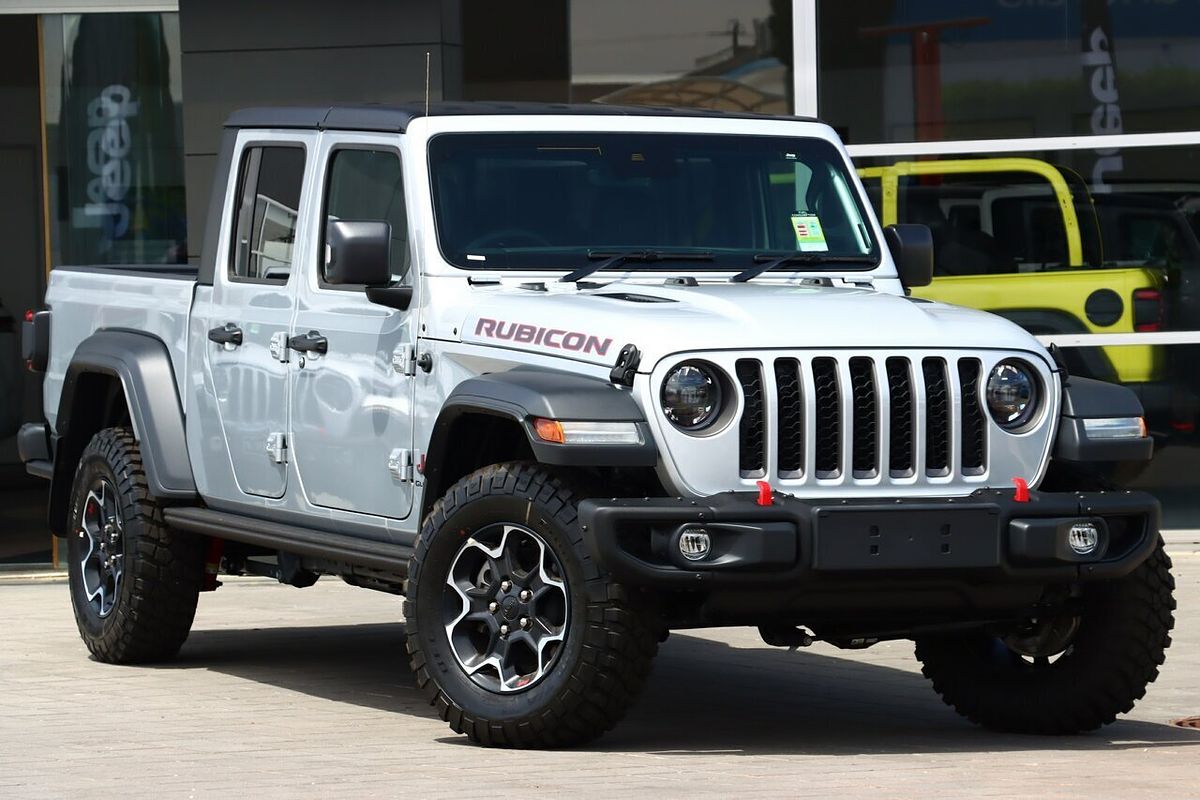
<box><xmin>1</xmin><ymin>546</ymin><xmax>1197</xmax><ymax>799</ymax></box>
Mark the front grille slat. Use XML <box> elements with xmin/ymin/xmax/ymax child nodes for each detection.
<box><xmin>885</xmin><ymin>357</ymin><xmax>915</xmax><ymax>477</ymax></box>
<box><xmin>735</xmin><ymin>359</ymin><xmax>765</xmax><ymax>477</ymax></box>
<box><xmin>922</xmin><ymin>358</ymin><xmax>951</xmax><ymax>476</ymax></box>
<box><xmin>774</xmin><ymin>359</ymin><xmax>804</xmax><ymax>477</ymax></box>
<box><xmin>849</xmin><ymin>357</ymin><xmax>878</xmax><ymax>478</ymax></box>
<box><xmin>958</xmin><ymin>359</ymin><xmax>986</xmax><ymax>474</ymax></box>
<box><xmin>732</xmin><ymin>351</ymin><xmax>999</xmax><ymax>489</ymax></box>
<box><xmin>811</xmin><ymin>357</ymin><xmax>841</xmax><ymax>479</ymax></box>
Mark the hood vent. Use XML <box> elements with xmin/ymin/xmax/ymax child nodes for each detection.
<box><xmin>594</xmin><ymin>292</ymin><xmax>675</xmax><ymax>304</ymax></box>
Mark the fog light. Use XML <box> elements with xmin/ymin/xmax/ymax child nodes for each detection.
<box><xmin>678</xmin><ymin>527</ymin><xmax>711</xmax><ymax>561</ymax></box>
<box><xmin>1068</xmin><ymin>522</ymin><xmax>1100</xmax><ymax>555</ymax></box>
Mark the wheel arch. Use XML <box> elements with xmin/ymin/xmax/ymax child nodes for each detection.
<box><xmin>49</xmin><ymin>329</ymin><xmax>195</xmax><ymax>536</ymax></box>
<box><xmin>419</xmin><ymin>369</ymin><xmax>657</xmax><ymax>522</ymax></box>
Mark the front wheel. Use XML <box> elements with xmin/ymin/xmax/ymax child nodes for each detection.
<box><xmin>404</xmin><ymin>463</ymin><xmax>659</xmax><ymax>748</ymax></box>
<box><xmin>916</xmin><ymin>540</ymin><xmax>1176</xmax><ymax>733</ymax></box>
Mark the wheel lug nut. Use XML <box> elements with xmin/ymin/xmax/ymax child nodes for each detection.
<box><xmin>500</xmin><ymin>580</ymin><xmax>512</xmax><ymax>592</ymax></box>
<box><xmin>519</xmin><ymin>590</ymin><xmax>532</xmax><ymax>602</ymax></box>
<box><xmin>499</xmin><ymin>624</ymin><xmax>509</xmax><ymax>636</ymax></box>
<box><xmin>488</xmin><ymin>601</ymin><xmax>498</xmax><ymax>613</ymax></box>
<box><xmin>520</xmin><ymin>617</ymin><xmax>530</xmax><ymax>629</ymax></box>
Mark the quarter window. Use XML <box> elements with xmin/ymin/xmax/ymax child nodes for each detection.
<box><xmin>230</xmin><ymin>145</ymin><xmax>306</xmax><ymax>283</ymax></box>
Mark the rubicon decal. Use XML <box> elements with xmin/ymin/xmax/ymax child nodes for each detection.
<box><xmin>474</xmin><ymin>318</ymin><xmax>613</xmax><ymax>357</ymax></box>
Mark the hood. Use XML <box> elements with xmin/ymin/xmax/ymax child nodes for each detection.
<box><xmin>455</xmin><ymin>279</ymin><xmax>1050</xmax><ymax>371</ymax></box>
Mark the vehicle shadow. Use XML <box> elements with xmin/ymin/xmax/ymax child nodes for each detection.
<box><xmin>170</xmin><ymin>621</ymin><xmax>1200</xmax><ymax>756</ymax></box>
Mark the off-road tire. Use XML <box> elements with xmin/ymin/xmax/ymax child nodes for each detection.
<box><xmin>66</xmin><ymin>427</ymin><xmax>204</xmax><ymax>663</ymax></box>
<box><xmin>916</xmin><ymin>539</ymin><xmax>1175</xmax><ymax>733</ymax></box>
<box><xmin>404</xmin><ymin>462</ymin><xmax>659</xmax><ymax>748</ymax></box>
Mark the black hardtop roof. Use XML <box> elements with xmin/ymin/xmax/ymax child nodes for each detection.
<box><xmin>223</xmin><ymin>102</ymin><xmax>819</xmax><ymax>134</ymax></box>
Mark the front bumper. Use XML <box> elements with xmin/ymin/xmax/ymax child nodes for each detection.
<box><xmin>578</xmin><ymin>488</ymin><xmax>1159</xmax><ymax>590</ymax></box>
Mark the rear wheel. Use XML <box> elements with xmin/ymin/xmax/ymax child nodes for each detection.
<box><xmin>916</xmin><ymin>540</ymin><xmax>1175</xmax><ymax>733</ymax></box>
<box><xmin>405</xmin><ymin>462</ymin><xmax>659</xmax><ymax>748</ymax></box>
<box><xmin>67</xmin><ymin>428</ymin><xmax>204</xmax><ymax>663</ymax></box>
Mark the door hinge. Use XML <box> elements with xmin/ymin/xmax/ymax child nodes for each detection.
<box><xmin>392</xmin><ymin>344</ymin><xmax>416</xmax><ymax>376</ymax></box>
<box><xmin>269</xmin><ymin>331</ymin><xmax>289</xmax><ymax>363</ymax></box>
<box><xmin>266</xmin><ymin>432</ymin><xmax>287</xmax><ymax>464</ymax></box>
<box><xmin>387</xmin><ymin>448</ymin><xmax>413</xmax><ymax>482</ymax></box>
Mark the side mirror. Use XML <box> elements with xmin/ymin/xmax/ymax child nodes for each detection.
<box><xmin>326</xmin><ymin>220</ymin><xmax>392</xmax><ymax>286</ymax></box>
<box><xmin>884</xmin><ymin>223</ymin><xmax>934</xmax><ymax>289</ymax></box>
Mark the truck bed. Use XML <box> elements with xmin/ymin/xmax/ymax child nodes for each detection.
<box><xmin>43</xmin><ymin>265</ymin><xmax>196</xmax><ymax>430</ymax></box>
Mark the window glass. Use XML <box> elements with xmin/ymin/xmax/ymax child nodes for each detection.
<box><xmin>230</xmin><ymin>146</ymin><xmax>305</xmax><ymax>282</ymax></box>
<box><xmin>820</xmin><ymin>0</ymin><xmax>1200</xmax><ymax>144</ymax></box>
<box><xmin>855</xmin><ymin>145</ymin><xmax>1200</xmax><ymax>320</ymax></box>
<box><xmin>460</xmin><ymin>1</ymin><xmax>794</xmax><ymax>114</ymax></box>
<box><xmin>322</xmin><ymin>148</ymin><xmax>409</xmax><ymax>282</ymax></box>
<box><xmin>570</xmin><ymin>0</ymin><xmax>793</xmax><ymax>113</ymax></box>
<box><xmin>856</xmin><ymin>140</ymin><xmax>1200</xmax><ymax>528</ymax></box>
<box><xmin>41</xmin><ymin>12</ymin><xmax>186</xmax><ymax>265</ymax></box>
<box><xmin>429</xmin><ymin>133</ymin><xmax>877</xmax><ymax>270</ymax></box>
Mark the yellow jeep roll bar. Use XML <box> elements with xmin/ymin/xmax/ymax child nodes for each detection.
<box><xmin>857</xmin><ymin>157</ymin><xmax>1084</xmax><ymax>267</ymax></box>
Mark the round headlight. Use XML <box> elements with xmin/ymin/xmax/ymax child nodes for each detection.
<box><xmin>662</xmin><ymin>363</ymin><xmax>722</xmax><ymax>431</ymax></box>
<box><xmin>986</xmin><ymin>360</ymin><xmax>1040</xmax><ymax>429</ymax></box>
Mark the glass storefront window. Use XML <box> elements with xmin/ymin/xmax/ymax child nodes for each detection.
<box><xmin>42</xmin><ymin>12</ymin><xmax>186</xmax><ymax>266</ymax></box>
<box><xmin>820</xmin><ymin>0</ymin><xmax>1200</xmax><ymax>144</ymax></box>
<box><xmin>460</xmin><ymin>1</ymin><xmax>794</xmax><ymax>112</ymax></box>
<box><xmin>853</xmin><ymin>140</ymin><xmax>1200</xmax><ymax>526</ymax></box>
<box><xmin>570</xmin><ymin>0</ymin><xmax>794</xmax><ymax>113</ymax></box>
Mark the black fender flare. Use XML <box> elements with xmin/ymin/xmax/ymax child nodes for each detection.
<box><xmin>50</xmin><ymin>330</ymin><xmax>196</xmax><ymax>533</ymax></box>
<box><xmin>1054</xmin><ymin>376</ymin><xmax>1153</xmax><ymax>463</ymax></box>
<box><xmin>422</xmin><ymin>369</ymin><xmax>657</xmax><ymax>502</ymax></box>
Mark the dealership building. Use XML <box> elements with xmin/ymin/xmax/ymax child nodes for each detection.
<box><xmin>1</xmin><ymin>0</ymin><xmax>1198</xmax><ymax>564</ymax></box>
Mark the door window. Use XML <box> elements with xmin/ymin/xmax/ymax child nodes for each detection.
<box><xmin>321</xmin><ymin>148</ymin><xmax>409</xmax><ymax>285</ymax></box>
<box><xmin>230</xmin><ymin>145</ymin><xmax>306</xmax><ymax>283</ymax></box>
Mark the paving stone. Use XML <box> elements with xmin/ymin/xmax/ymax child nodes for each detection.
<box><xmin>0</xmin><ymin>558</ymin><xmax>1197</xmax><ymax>798</ymax></box>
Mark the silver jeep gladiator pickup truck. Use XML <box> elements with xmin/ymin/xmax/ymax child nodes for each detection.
<box><xmin>20</xmin><ymin>103</ymin><xmax>1174</xmax><ymax>748</ymax></box>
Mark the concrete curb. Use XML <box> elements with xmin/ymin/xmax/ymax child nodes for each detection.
<box><xmin>0</xmin><ymin>570</ymin><xmax>67</xmax><ymax>585</ymax></box>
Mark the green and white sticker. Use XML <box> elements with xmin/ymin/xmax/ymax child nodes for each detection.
<box><xmin>791</xmin><ymin>212</ymin><xmax>828</xmax><ymax>252</ymax></box>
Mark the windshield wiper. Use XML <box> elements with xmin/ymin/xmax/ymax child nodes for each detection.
<box><xmin>731</xmin><ymin>252</ymin><xmax>878</xmax><ymax>283</ymax></box>
<box><xmin>559</xmin><ymin>249</ymin><xmax>714</xmax><ymax>283</ymax></box>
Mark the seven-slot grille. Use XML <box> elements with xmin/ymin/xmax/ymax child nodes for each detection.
<box><xmin>735</xmin><ymin>355</ymin><xmax>988</xmax><ymax>481</ymax></box>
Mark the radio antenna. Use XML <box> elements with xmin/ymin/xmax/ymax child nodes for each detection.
<box><xmin>424</xmin><ymin>51</ymin><xmax>431</xmax><ymax>117</ymax></box>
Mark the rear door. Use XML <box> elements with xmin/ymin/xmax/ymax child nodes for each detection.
<box><xmin>288</xmin><ymin>133</ymin><xmax>417</xmax><ymax>519</ymax></box>
<box><xmin>201</xmin><ymin>133</ymin><xmax>314</xmax><ymax>499</ymax></box>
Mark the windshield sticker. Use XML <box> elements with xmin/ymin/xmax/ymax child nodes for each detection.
<box><xmin>791</xmin><ymin>212</ymin><xmax>829</xmax><ymax>252</ymax></box>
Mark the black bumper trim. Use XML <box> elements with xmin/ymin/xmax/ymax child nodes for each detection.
<box><xmin>578</xmin><ymin>488</ymin><xmax>1160</xmax><ymax>589</ymax></box>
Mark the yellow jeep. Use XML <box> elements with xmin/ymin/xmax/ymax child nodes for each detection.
<box><xmin>854</xmin><ymin>157</ymin><xmax>1196</xmax><ymax>431</ymax></box>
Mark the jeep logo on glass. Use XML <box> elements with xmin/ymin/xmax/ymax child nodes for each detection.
<box><xmin>474</xmin><ymin>318</ymin><xmax>613</xmax><ymax>357</ymax></box>
<box><xmin>77</xmin><ymin>84</ymin><xmax>140</xmax><ymax>239</ymax></box>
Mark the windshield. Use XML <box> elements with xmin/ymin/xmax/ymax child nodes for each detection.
<box><xmin>428</xmin><ymin>132</ymin><xmax>879</xmax><ymax>270</ymax></box>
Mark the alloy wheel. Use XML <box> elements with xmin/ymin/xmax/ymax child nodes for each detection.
<box><xmin>442</xmin><ymin>523</ymin><xmax>570</xmax><ymax>693</ymax></box>
<box><xmin>78</xmin><ymin>478</ymin><xmax>124</xmax><ymax>618</ymax></box>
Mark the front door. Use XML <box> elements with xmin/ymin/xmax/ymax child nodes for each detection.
<box><xmin>288</xmin><ymin>137</ymin><xmax>416</xmax><ymax>519</ymax></box>
<box><xmin>203</xmin><ymin>137</ymin><xmax>313</xmax><ymax>499</ymax></box>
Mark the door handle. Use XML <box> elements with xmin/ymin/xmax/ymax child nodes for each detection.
<box><xmin>207</xmin><ymin>323</ymin><xmax>243</xmax><ymax>347</ymax></box>
<box><xmin>288</xmin><ymin>330</ymin><xmax>328</xmax><ymax>355</ymax></box>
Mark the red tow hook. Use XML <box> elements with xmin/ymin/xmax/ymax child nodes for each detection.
<box><xmin>1012</xmin><ymin>477</ymin><xmax>1030</xmax><ymax>503</ymax></box>
<box><xmin>756</xmin><ymin>480</ymin><xmax>774</xmax><ymax>507</ymax></box>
